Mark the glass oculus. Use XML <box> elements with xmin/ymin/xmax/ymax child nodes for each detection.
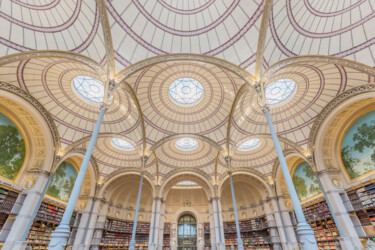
<box><xmin>111</xmin><ymin>138</ymin><xmax>135</xmax><ymax>151</ymax></box>
<box><xmin>237</xmin><ymin>138</ymin><xmax>260</xmax><ymax>151</ymax></box>
<box><xmin>264</xmin><ymin>79</ymin><xmax>297</xmax><ymax>106</ymax></box>
<box><xmin>169</xmin><ymin>78</ymin><xmax>204</xmax><ymax>107</ymax></box>
<box><xmin>175</xmin><ymin>138</ymin><xmax>199</xmax><ymax>151</ymax></box>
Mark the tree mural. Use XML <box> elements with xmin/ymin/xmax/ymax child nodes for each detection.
<box><xmin>341</xmin><ymin>111</ymin><xmax>375</xmax><ymax>179</ymax></box>
<box><xmin>292</xmin><ymin>162</ymin><xmax>321</xmax><ymax>201</ymax></box>
<box><xmin>46</xmin><ymin>161</ymin><xmax>77</xmax><ymax>202</ymax></box>
<box><xmin>0</xmin><ymin>113</ymin><xmax>25</xmax><ymax>180</ymax></box>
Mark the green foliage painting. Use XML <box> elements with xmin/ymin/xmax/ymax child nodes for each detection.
<box><xmin>0</xmin><ymin>112</ymin><xmax>25</xmax><ymax>180</ymax></box>
<box><xmin>341</xmin><ymin>111</ymin><xmax>375</xmax><ymax>179</ymax></box>
<box><xmin>46</xmin><ymin>162</ymin><xmax>77</xmax><ymax>202</ymax></box>
<box><xmin>292</xmin><ymin>162</ymin><xmax>321</xmax><ymax>201</ymax></box>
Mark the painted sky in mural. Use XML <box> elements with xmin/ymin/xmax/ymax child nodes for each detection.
<box><xmin>0</xmin><ymin>112</ymin><xmax>25</xmax><ymax>180</ymax></box>
<box><xmin>341</xmin><ymin>111</ymin><xmax>375</xmax><ymax>179</ymax></box>
<box><xmin>46</xmin><ymin>161</ymin><xmax>77</xmax><ymax>202</ymax></box>
<box><xmin>292</xmin><ymin>162</ymin><xmax>321</xmax><ymax>201</ymax></box>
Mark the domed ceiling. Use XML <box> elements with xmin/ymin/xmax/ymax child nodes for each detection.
<box><xmin>0</xmin><ymin>0</ymin><xmax>374</xmax><ymax>185</ymax></box>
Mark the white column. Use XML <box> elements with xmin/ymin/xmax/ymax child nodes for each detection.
<box><xmin>170</xmin><ymin>223</ymin><xmax>178</xmax><ymax>250</ymax></box>
<box><xmin>277</xmin><ymin>196</ymin><xmax>299</xmax><ymax>249</ymax></box>
<box><xmin>228</xmin><ymin>170</ymin><xmax>244</xmax><ymax>250</ymax></box>
<box><xmin>208</xmin><ymin>200</ymin><xmax>217</xmax><ymax>250</ymax></box>
<box><xmin>72</xmin><ymin>198</ymin><xmax>95</xmax><ymax>249</ymax></box>
<box><xmin>264</xmin><ymin>108</ymin><xmax>318</xmax><ymax>249</ymax></box>
<box><xmin>2</xmin><ymin>172</ymin><xmax>51</xmax><ymax>250</ymax></box>
<box><xmin>264</xmin><ymin>198</ymin><xmax>283</xmax><ymax>250</ymax></box>
<box><xmin>90</xmin><ymin>202</ymin><xmax>109</xmax><ymax>250</ymax></box>
<box><xmin>317</xmin><ymin>170</ymin><xmax>362</xmax><ymax>249</ymax></box>
<box><xmin>212</xmin><ymin>197</ymin><xmax>225</xmax><ymax>250</ymax></box>
<box><xmin>82</xmin><ymin>199</ymin><xmax>102</xmax><ymax>248</ymax></box>
<box><xmin>49</xmin><ymin>106</ymin><xmax>107</xmax><ymax>250</ymax></box>
<box><xmin>157</xmin><ymin>200</ymin><xmax>166</xmax><ymax>250</ymax></box>
<box><xmin>148</xmin><ymin>197</ymin><xmax>162</xmax><ymax>250</ymax></box>
<box><xmin>197</xmin><ymin>223</ymin><xmax>205</xmax><ymax>250</ymax></box>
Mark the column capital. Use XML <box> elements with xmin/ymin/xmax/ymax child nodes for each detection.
<box><xmin>260</xmin><ymin>104</ymin><xmax>270</xmax><ymax>113</ymax></box>
<box><xmin>100</xmin><ymin>102</ymin><xmax>109</xmax><ymax>110</ymax></box>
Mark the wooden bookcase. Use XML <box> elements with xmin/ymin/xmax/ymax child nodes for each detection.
<box><xmin>223</xmin><ymin>217</ymin><xmax>272</xmax><ymax>249</ymax></box>
<box><xmin>302</xmin><ymin>200</ymin><xmax>339</xmax><ymax>250</ymax></box>
<box><xmin>0</xmin><ymin>187</ymin><xmax>18</xmax><ymax>230</ymax></box>
<box><xmin>100</xmin><ymin>217</ymin><xmax>150</xmax><ymax>249</ymax></box>
<box><xmin>163</xmin><ymin>222</ymin><xmax>170</xmax><ymax>249</ymax></box>
<box><xmin>347</xmin><ymin>182</ymin><xmax>375</xmax><ymax>237</ymax></box>
<box><xmin>204</xmin><ymin>222</ymin><xmax>211</xmax><ymax>248</ymax></box>
<box><xmin>26</xmin><ymin>202</ymin><xmax>77</xmax><ymax>249</ymax></box>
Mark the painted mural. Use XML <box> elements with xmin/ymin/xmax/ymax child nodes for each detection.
<box><xmin>341</xmin><ymin>111</ymin><xmax>375</xmax><ymax>179</ymax></box>
<box><xmin>292</xmin><ymin>162</ymin><xmax>321</xmax><ymax>201</ymax></box>
<box><xmin>0</xmin><ymin>112</ymin><xmax>25</xmax><ymax>180</ymax></box>
<box><xmin>46</xmin><ymin>161</ymin><xmax>77</xmax><ymax>202</ymax></box>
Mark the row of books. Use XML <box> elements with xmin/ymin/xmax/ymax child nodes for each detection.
<box><xmin>302</xmin><ymin>200</ymin><xmax>331</xmax><ymax>222</ymax></box>
<box><xmin>104</xmin><ymin>218</ymin><xmax>150</xmax><ymax>234</ymax></box>
<box><xmin>223</xmin><ymin>217</ymin><xmax>268</xmax><ymax>233</ymax></box>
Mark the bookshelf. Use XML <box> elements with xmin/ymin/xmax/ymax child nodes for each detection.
<box><xmin>100</xmin><ymin>217</ymin><xmax>150</xmax><ymax>248</ymax></box>
<box><xmin>0</xmin><ymin>187</ymin><xmax>18</xmax><ymax>230</ymax></box>
<box><xmin>223</xmin><ymin>217</ymin><xmax>272</xmax><ymax>249</ymax></box>
<box><xmin>163</xmin><ymin>223</ymin><xmax>170</xmax><ymax>249</ymax></box>
<box><xmin>302</xmin><ymin>200</ymin><xmax>339</xmax><ymax>250</ymax></box>
<box><xmin>26</xmin><ymin>202</ymin><xmax>77</xmax><ymax>249</ymax></box>
<box><xmin>204</xmin><ymin>222</ymin><xmax>211</xmax><ymax>248</ymax></box>
<box><xmin>347</xmin><ymin>183</ymin><xmax>375</xmax><ymax>237</ymax></box>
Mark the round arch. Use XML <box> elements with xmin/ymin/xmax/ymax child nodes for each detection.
<box><xmin>159</xmin><ymin>170</ymin><xmax>215</xmax><ymax>201</ymax></box>
<box><xmin>0</xmin><ymin>81</ymin><xmax>58</xmax><ymax>185</ymax></box>
<box><xmin>310</xmin><ymin>84</ymin><xmax>375</xmax><ymax>185</ymax></box>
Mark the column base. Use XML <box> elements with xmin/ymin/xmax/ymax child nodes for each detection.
<box><xmin>2</xmin><ymin>240</ymin><xmax>28</xmax><ymax>250</ymax></box>
<box><xmin>217</xmin><ymin>242</ymin><xmax>226</xmax><ymax>250</ymax></box>
<box><xmin>296</xmin><ymin>222</ymin><xmax>318</xmax><ymax>250</ymax></box>
<box><xmin>337</xmin><ymin>236</ymin><xmax>363</xmax><ymax>250</ymax></box>
<box><xmin>129</xmin><ymin>239</ymin><xmax>136</xmax><ymax>250</ymax></box>
<box><xmin>237</xmin><ymin>237</ymin><xmax>244</xmax><ymax>250</ymax></box>
<box><xmin>48</xmin><ymin>224</ymin><xmax>71</xmax><ymax>250</ymax></box>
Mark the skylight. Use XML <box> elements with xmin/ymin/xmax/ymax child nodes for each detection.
<box><xmin>72</xmin><ymin>76</ymin><xmax>106</xmax><ymax>105</ymax></box>
<box><xmin>177</xmin><ymin>181</ymin><xmax>197</xmax><ymax>186</ymax></box>
<box><xmin>169</xmin><ymin>78</ymin><xmax>204</xmax><ymax>107</ymax></box>
<box><xmin>175</xmin><ymin>138</ymin><xmax>199</xmax><ymax>151</ymax></box>
<box><xmin>237</xmin><ymin>139</ymin><xmax>260</xmax><ymax>151</ymax></box>
<box><xmin>111</xmin><ymin>138</ymin><xmax>135</xmax><ymax>151</ymax></box>
<box><xmin>265</xmin><ymin>79</ymin><xmax>296</xmax><ymax>106</ymax></box>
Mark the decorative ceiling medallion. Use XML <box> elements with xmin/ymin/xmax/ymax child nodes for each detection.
<box><xmin>111</xmin><ymin>138</ymin><xmax>135</xmax><ymax>151</ymax></box>
<box><xmin>72</xmin><ymin>76</ymin><xmax>110</xmax><ymax>106</ymax></box>
<box><xmin>237</xmin><ymin>139</ymin><xmax>260</xmax><ymax>151</ymax></box>
<box><xmin>265</xmin><ymin>79</ymin><xmax>297</xmax><ymax>107</ymax></box>
<box><xmin>175</xmin><ymin>138</ymin><xmax>199</xmax><ymax>151</ymax></box>
<box><xmin>168</xmin><ymin>78</ymin><xmax>204</xmax><ymax>107</ymax></box>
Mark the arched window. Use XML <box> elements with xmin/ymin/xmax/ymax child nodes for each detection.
<box><xmin>46</xmin><ymin>161</ymin><xmax>77</xmax><ymax>202</ymax></box>
<box><xmin>341</xmin><ymin>110</ymin><xmax>375</xmax><ymax>179</ymax></box>
<box><xmin>178</xmin><ymin>214</ymin><xmax>197</xmax><ymax>248</ymax></box>
<box><xmin>0</xmin><ymin>112</ymin><xmax>25</xmax><ymax>180</ymax></box>
<box><xmin>292</xmin><ymin>162</ymin><xmax>321</xmax><ymax>201</ymax></box>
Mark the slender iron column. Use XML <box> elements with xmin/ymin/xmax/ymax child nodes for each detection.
<box><xmin>226</xmin><ymin>157</ymin><xmax>244</xmax><ymax>250</ymax></box>
<box><xmin>263</xmin><ymin>107</ymin><xmax>318</xmax><ymax>250</ymax></box>
<box><xmin>49</xmin><ymin>105</ymin><xmax>107</xmax><ymax>250</ymax></box>
<box><xmin>129</xmin><ymin>156</ymin><xmax>148</xmax><ymax>250</ymax></box>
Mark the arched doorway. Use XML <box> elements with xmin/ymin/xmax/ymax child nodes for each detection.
<box><xmin>178</xmin><ymin>214</ymin><xmax>197</xmax><ymax>249</ymax></box>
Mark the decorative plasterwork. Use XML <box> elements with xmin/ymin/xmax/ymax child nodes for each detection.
<box><xmin>0</xmin><ymin>50</ymin><xmax>104</xmax><ymax>76</ymax></box>
<box><xmin>148</xmin><ymin>134</ymin><xmax>224</xmax><ymax>156</ymax></box>
<box><xmin>308</xmin><ymin>84</ymin><xmax>375</xmax><ymax>151</ymax></box>
<box><xmin>264</xmin><ymin>56</ymin><xmax>375</xmax><ymax>80</ymax></box>
<box><xmin>114</xmin><ymin>54</ymin><xmax>255</xmax><ymax>86</ymax></box>
<box><xmin>0</xmin><ymin>80</ymin><xmax>60</xmax><ymax>165</ymax></box>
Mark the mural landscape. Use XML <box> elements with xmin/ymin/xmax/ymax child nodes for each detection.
<box><xmin>292</xmin><ymin>162</ymin><xmax>321</xmax><ymax>201</ymax></box>
<box><xmin>46</xmin><ymin>161</ymin><xmax>77</xmax><ymax>202</ymax></box>
<box><xmin>0</xmin><ymin>112</ymin><xmax>25</xmax><ymax>180</ymax></box>
<box><xmin>341</xmin><ymin>111</ymin><xmax>375</xmax><ymax>179</ymax></box>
